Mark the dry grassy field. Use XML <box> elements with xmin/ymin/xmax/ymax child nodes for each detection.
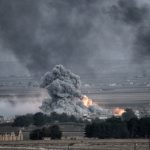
<box><xmin>0</xmin><ymin>139</ymin><xmax>150</xmax><ymax>150</ymax></box>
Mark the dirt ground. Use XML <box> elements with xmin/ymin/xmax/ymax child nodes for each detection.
<box><xmin>0</xmin><ymin>139</ymin><xmax>150</xmax><ymax>150</ymax></box>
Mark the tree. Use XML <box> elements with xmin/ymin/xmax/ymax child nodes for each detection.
<box><xmin>33</xmin><ymin>112</ymin><xmax>47</xmax><ymax>126</ymax></box>
<box><xmin>122</xmin><ymin>108</ymin><xmax>137</xmax><ymax>121</ymax></box>
<box><xmin>42</xmin><ymin>127</ymin><xmax>51</xmax><ymax>137</ymax></box>
<box><xmin>69</xmin><ymin>115</ymin><xmax>78</xmax><ymax>122</ymax></box>
<box><xmin>85</xmin><ymin>124</ymin><xmax>93</xmax><ymax>137</ymax></box>
<box><xmin>106</xmin><ymin>117</ymin><xmax>129</xmax><ymax>138</ymax></box>
<box><xmin>13</xmin><ymin>112</ymin><xmax>83</xmax><ymax>127</ymax></box>
<box><xmin>127</xmin><ymin>118</ymin><xmax>139</xmax><ymax>138</ymax></box>
<box><xmin>139</xmin><ymin>117</ymin><xmax>150</xmax><ymax>138</ymax></box>
<box><xmin>49</xmin><ymin>125</ymin><xmax>62</xmax><ymax>139</ymax></box>
<box><xmin>13</xmin><ymin>114</ymin><xmax>33</xmax><ymax>127</ymax></box>
<box><xmin>30</xmin><ymin>129</ymin><xmax>43</xmax><ymax>140</ymax></box>
<box><xmin>85</xmin><ymin>117</ymin><xmax>129</xmax><ymax>139</ymax></box>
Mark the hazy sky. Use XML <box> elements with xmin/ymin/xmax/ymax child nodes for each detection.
<box><xmin>0</xmin><ymin>0</ymin><xmax>150</xmax><ymax>78</ymax></box>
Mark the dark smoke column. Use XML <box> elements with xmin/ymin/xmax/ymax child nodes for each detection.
<box><xmin>40</xmin><ymin>65</ymin><xmax>111</xmax><ymax>118</ymax></box>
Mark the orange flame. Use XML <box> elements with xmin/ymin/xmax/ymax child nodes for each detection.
<box><xmin>113</xmin><ymin>107</ymin><xmax>126</xmax><ymax>116</ymax></box>
<box><xmin>82</xmin><ymin>95</ymin><xmax>93</xmax><ymax>107</ymax></box>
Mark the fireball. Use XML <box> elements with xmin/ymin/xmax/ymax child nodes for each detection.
<box><xmin>113</xmin><ymin>107</ymin><xmax>126</xmax><ymax>116</ymax></box>
<box><xmin>82</xmin><ymin>95</ymin><xmax>93</xmax><ymax>107</ymax></box>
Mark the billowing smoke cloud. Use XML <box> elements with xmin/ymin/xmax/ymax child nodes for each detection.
<box><xmin>0</xmin><ymin>0</ymin><xmax>142</xmax><ymax>79</ymax></box>
<box><xmin>0</xmin><ymin>0</ymin><xmax>150</xmax><ymax>80</ymax></box>
<box><xmin>0</xmin><ymin>0</ymin><xmax>101</xmax><ymax>76</ymax></box>
<box><xmin>111</xmin><ymin>0</ymin><xmax>148</xmax><ymax>25</ymax></box>
<box><xmin>111</xmin><ymin>0</ymin><xmax>150</xmax><ymax>66</ymax></box>
<box><xmin>40</xmin><ymin>65</ymin><xmax>110</xmax><ymax>117</ymax></box>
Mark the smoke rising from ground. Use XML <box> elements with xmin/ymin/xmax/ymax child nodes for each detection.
<box><xmin>0</xmin><ymin>97</ymin><xmax>42</xmax><ymax>117</ymax></box>
<box><xmin>0</xmin><ymin>88</ymin><xmax>48</xmax><ymax>117</ymax></box>
<box><xmin>40</xmin><ymin>65</ymin><xmax>109</xmax><ymax>117</ymax></box>
<box><xmin>0</xmin><ymin>0</ymin><xmax>150</xmax><ymax>79</ymax></box>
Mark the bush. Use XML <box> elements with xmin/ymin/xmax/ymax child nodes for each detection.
<box><xmin>49</xmin><ymin>125</ymin><xmax>62</xmax><ymax>139</ymax></box>
<box><xmin>30</xmin><ymin>125</ymin><xmax>62</xmax><ymax>140</ymax></box>
<box><xmin>13</xmin><ymin>114</ymin><xmax>33</xmax><ymax>127</ymax></box>
<box><xmin>30</xmin><ymin>129</ymin><xmax>43</xmax><ymax>140</ymax></box>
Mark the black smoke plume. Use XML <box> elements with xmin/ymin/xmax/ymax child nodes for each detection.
<box><xmin>0</xmin><ymin>0</ymin><xmax>102</xmax><ymax>76</ymax></box>
<box><xmin>111</xmin><ymin>0</ymin><xmax>150</xmax><ymax>64</ymax></box>
<box><xmin>0</xmin><ymin>0</ymin><xmax>150</xmax><ymax>79</ymax></box>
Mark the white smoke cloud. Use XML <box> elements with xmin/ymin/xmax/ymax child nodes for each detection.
<box><xmin>40</xmin><ymin>65</ymin><xmax>111</xmax><ymax>118</ymax></box>
<box><xmin>0</xmin><ymin>89</ymin><xmax>48</xmax><ymax>117</ymax></box>
<box><xmin>0</xmin><ymin>99</ymin><xmax>41</xmax><ymax>117</ymax></box>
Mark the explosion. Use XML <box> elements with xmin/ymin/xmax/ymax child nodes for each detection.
<box><xmin>40</xmin><ymin>65</ymin><xmax>110</xmax><ymax>118</ymax></box>
<box><xmin>113</xmin><ymin>107</ymin><xmax>126</xmax><ymax>116</ymax></box>
<box><xmin>82</xmin><ymin>95</ymin><xmax>93</xmax><ymax>107</ymax></box>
